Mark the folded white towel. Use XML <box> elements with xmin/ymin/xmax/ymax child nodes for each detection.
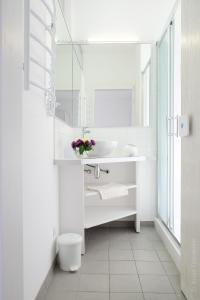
<box><xmin>87</xmin><ymin>183</ymin><xmax>128</xmax><ymax>200</ymax></box>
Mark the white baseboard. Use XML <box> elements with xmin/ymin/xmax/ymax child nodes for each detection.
<box><xmin>155</xmin><ymin>217</ymin><xmax>181</xmax><ymax>271</ymax></box>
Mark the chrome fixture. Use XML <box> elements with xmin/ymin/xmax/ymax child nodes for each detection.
<box><xmin>82</xmin><ymin>127</ymin><xmax>91</xmax><ymax>138</ymax></box>
<box><xmin>84</xmin><ymin>169</ymin><xmax>92</xmax><ymax>174</ymax></box>
<box><xmin>86</xmin><ymin>164</ymin><xmax>110</xmax><ymax>179</ymax></box>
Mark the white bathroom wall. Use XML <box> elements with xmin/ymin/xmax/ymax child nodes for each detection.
<box><xmin>181</xmin><ymin>0</ymin><xmax>200</xmax><ymax>299</ymax></box>
<box><xmin>71</xmin><ymin>0</ymin><xmax>176</xmax><ymax>41</ymax></box>
<box><xmin>22</xmin><ymin>98</ymin><xmax>59</xmax><ymax>300</ymax></box>
<box><xmin>54</xmin><ymin>118</ymin><xmax>74</xmax><ymax>159</ymax></box>
<box><xmin>0</xmin><ymin>0</ymin><xmax>24</xmax><ymax>299</ymax></box>
<box><xmin>22</xmin><ymin>1</ymin><xmax>59</xmax><ymax>299</ymax></box>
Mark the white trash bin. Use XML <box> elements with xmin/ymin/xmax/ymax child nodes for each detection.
<box><xmin>57</xmin><ymin>233</ymin><xmax>82</xmax><ymax>272</ymax></box>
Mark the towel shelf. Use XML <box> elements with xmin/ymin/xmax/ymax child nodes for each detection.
<box><xmin>85</xmin><ymin>206</ymin><xmax>137</xmax><ymax>229</ymax></box>
<box><xmin>85</xmin><ymin>183</ymin><xmax>137</xmax><ymax>197</ymax></box>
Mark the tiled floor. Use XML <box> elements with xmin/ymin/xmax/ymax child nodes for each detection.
<box><xmin>44</xmin><ymin>225</ymin><xmax>185</xmax><ymax>300</ymax></box>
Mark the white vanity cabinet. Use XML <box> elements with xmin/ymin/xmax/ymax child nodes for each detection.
<box><xmin>56</xmin><ymin>156</ymin><xmax>145</xmax><ymax>253</ymax></box>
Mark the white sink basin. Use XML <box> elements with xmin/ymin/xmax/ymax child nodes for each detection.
<box><xmin>87</xmin><ymin>140</ymin><xmax>118</xmax><ymax>158</ymax></box>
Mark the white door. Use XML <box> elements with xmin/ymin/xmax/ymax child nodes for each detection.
<box><xmin>181</xmin><ymin>0</ymin><xmax>200</xmax><ymax>299</ymax></box>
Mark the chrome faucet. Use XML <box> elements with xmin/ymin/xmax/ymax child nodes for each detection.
<box><xmin>86</xmin><ymin>164</ymin><xmax>110</xmax><ymax>179</ymax></box>
<box><xmin>82</xmin><ymin>127</ymin><xmax>91</xmax><ymax>138</ymax></box>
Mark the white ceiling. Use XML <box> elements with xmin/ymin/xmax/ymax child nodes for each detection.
<box><xmin>71</xmin><ymin>0</ymin><xmax>176</xmax><ymax>42</ymax></box>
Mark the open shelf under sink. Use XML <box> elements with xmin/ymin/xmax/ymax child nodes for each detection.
<box><xmin>85</xmin><ymin>183</ymin><xmax>137</xmax><ymax>197</ymax></box>
<box><xmin>85</xmin><ymin>206</ymin><xmax>137</xmax><ymax>229</ymax></box>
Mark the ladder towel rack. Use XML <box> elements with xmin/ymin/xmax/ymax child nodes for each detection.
<box><xmin>24</xmin><ymin>0</ymin><xmax>56</xmax><ymax>115</ymax></box>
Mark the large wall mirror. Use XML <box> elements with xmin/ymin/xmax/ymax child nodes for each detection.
<box><xmin>55</xmin><ymin>2</ymin><xmax>152</xmax><ymax>128</ymax></box>
<box><xmin>81</xmin><ymin>43</ymin><xmax>151</xmax><ymax>127</ymax></box>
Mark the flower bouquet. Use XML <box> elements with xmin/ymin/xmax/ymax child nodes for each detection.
<box><xmin>71</xmin><ymin>139</ymin><xmax>96</xmax><ymax>157</ymax></box>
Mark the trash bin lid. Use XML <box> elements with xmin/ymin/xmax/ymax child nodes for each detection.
<box><xmin>57</xmin><ymin>233</ymin><xmax>82</xmax><ymax>245</ymax></box>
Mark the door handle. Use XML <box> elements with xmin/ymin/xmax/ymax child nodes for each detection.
<box><xmin>167</xmin><ymin>116</ymin><xmax>178</xmax><ymax>137</ymax></box>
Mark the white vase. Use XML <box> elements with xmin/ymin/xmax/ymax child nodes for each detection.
<box><xmin>75</xmin><ymin>151</ymin><xmax>88</xmax><ymax>159</ymax></box>
<box><xmin>124</xmin><ymin>144</ymin><xmax>138</xmax><ymax>157</ymax></box>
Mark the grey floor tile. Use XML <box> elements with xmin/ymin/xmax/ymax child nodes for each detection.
<box><xmin>45</xmin><ymin>226</ymin><xmax>180</xmax><ymax>299</ymax></box>
<box><xmin>139</xmin><ymin>275</ymin><xmax>174</xmax><ymax>293</ymax></box>
<box><xmin>144</xmin><ymin>293</ymin><xmax>179</xmax><ymax>300</ymax></box>
<box><xmin>79</xmin><ymin>274</ymin><xmax>109</xmax><ymax>292</ymax></box>
<box><xmin>37</xmin><ymin>286</ymin><xmax>48</xmax><ymax>300</ymax></box>
<box><xmin>110</xmin><ymin>261</ymin><xmax>137</xmax><ymax>274</ymax></box>
<box><xmin>49</xmin><ymin>271</ymin><xmax>79</xmax><ymax>292</ymax></box>
<box><xmin>87</xmin><ymin>239</ymin><xmax>109</xmax><ymax>251</ymax></box>
<box><xmin>44</xmin><ymin>289</ymin><xmax>77</xmax><ymax>300</ymax></box>
<box><xmin>109</xmin><ymin>249</ymin><xmax>134</xmax><ymax>260</ymax></box>
<box><xmin>109</xmin><ymin>228</ymin><xmax>130</xmax><ymax>241</ymax></box>
<box><xmin>156</xmin><ymin>250</ymin><xmax>172</xmax><ymax>262</ymax></box>
<box><xmin>140</xmin><ymin>226</ymin><xmax>155</xmax><ymax>234</ymax></box>
<box><xmin>77</xmin><ymin>292</ymin><xmax>109</xmax><ymax>300</ymax></box>
<box><xmin>131</xmin><ymin>240</ymin><xmax>154</xmax><ymax>250</ymax></box>
<box><xmin>110</xmin><ymin>274</ymin><xmax>142</xmax><ymax>292</ymax></box>
<box><xmin>109</xmin><ymin>234</ymin><xmax>130</xmax><ymax>241</ymax></box>
<box><xmin>136</xmin><ymin>261</ymin><xmax>165</xmax><ymax>275</ymax></box>
<box><xmin>168</xmin><ymin>275</ymin><xmax>181</xmax><ymax>294</ymax></box>
<box><xmin>176</xmin><ymin>293</ymin><xmax>187</xmax><ymax>300</ymax></box>
<box><xmin>87</xmin><ymin>227</ymin><xmax>109</xmax><ymax>237</ymax></box>
<box><xmin>129</xmin><ymin>231</ymin><xmax>140</xmax><ymax>238</ymax></box>
<box><xmin>162</xmin><ymin>262</ymin><xmax>179</xmax><ymax>275</ymax></box>
<box><xmin>87</xmin><ymin>233</ymin><xmax>110</xmax><ymax>242</ymax></box>
<box><xmin>151</xmin><ymin>241</ymin><xmax>165</xmax><ymax>250</ymax></box>
<box><xmin>83</xmin><ymin>249</ymin><xmax>109</xmax><ymax>261</ymax></box>
<box><xmin>109</xmin><ymin>240</ymin><xmax>132</xmax><ymax>250</ymax></box>
<box><xmin>88</xmin><ymin>235</ymin><xmax>110</xmax><ymax>242</ymax></box>
<box><xmin>80</xmin><ymin>261</ymin><xmax>109</xmax><ymax>274</ymax></box>
<box><xmin>133</xmin><ymin>250</ymin><xmax>159</xmax><ymax>261</ymax></box>
<box><xmin>110</xmin><ymin>293</ymin><xmax>144</xmax><ymax>300</ymax></box>
<box><xmin>130</xmin><ymin>235</ymin><xmax>152</xmax><ymax>242</ymax></box>
<box><xmin>142</xmin><ymin>232</ymin><xmax>161</xmax><ymax>241</ymax></box>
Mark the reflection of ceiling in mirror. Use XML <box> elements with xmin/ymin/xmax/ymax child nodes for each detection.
<box><xmin>55</xmin><ymin>0</ymin><xmax>71</xmax><ymax>43</ymax></box>
<box><xmin>71</xmin><ymin>0</ymin><xmax>176</xmax><ymax>41</ymax></box>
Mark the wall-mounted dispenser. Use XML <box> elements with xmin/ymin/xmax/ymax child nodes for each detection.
<box><xmin>178</xmin><ymin>115</ymin><xmax>190</xmax><ymax>137</ymax></box>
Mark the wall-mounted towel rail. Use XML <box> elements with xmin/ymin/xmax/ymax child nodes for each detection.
<box><xmin>30</xmin><ymin>9</ymin><xmax>53</xmax><ymax>35</ymax></box>
<box><xmin>30</xmin><ymin>57</ymin><xmax>53</xmax><ymax>76</ymax></box>
<box><xmin>30</xmin><ymin>33</ymin><xmax>54</xmax><ymax>57</ymax></box>
<box><xmin>29</xmin><ymin>80</ymin><xmax>54</xmax><ymax>96</ymax></box>
<box><xmin>41</xmin><ymin>0</ymin><xmax>54</xmax><ymax>19</ymax></box>
<box><xmin>24</xmin><ymin>0</ymin><xmax>56</xmax><ymax>115</ymax></box>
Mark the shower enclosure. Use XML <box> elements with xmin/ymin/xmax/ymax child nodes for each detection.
<box><xmin>157</xmin><ymin>4</ymin><xmax>181</xmax><ymax>242</ymax></box>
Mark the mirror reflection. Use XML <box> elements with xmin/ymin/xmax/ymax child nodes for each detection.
<box><xmin>81</xmin><ymin>43</ymin><xmax>151</xmax><ymax>127</ymax></box>
<box><xmin>55</xmin><ymin>2</ymin><xmax>152</xmax><ymax>128</ymax></box>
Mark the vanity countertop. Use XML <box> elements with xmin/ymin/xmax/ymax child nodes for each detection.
<box><xmin>55</xmin><ymin>155</ymin><xmax>146</xmax><ymax>165</ymax></box>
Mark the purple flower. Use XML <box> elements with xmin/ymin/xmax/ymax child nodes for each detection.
<box><xmin>71</xmin><ymin>138</ymin><xmax>95</xmax><ymax>152</ymax></box>
<box><xmin>75</xmin><ymin>139</ymin><xmax>84</xmax><ymax>147</ymax></box>
<box><xmin>84</xmin><ymin>140</ymin><xmax>90</xmax><ymax>146</ymax></box>
<box><xmin>71</xmin><ymin>141</ymin><xmax>76</xmax><ymax>149</ymax></box>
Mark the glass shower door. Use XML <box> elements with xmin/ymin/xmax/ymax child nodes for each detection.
<box><xmin>157</xmin><ymin>8</ymin><xmax>181</xmax><ymax>242</ymax></box>
<box><xmin>157</xmin><ymin>28</ymin><xmax>170</xmax><ymax>226</ymax></box>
